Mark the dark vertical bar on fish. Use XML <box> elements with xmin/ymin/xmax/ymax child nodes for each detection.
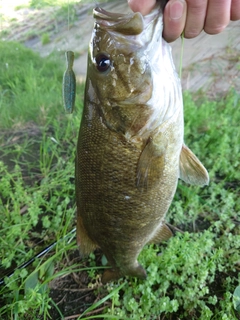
<box><xmin>62</xmin><ymin>51</ymin><xmax>76</xmax><ymax>113</ymax></box>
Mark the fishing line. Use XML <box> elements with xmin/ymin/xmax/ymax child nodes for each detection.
<box><xmin>67</xmin><ymin>0</ymin><xmax>70</xmax><ymax>32</ymax></box>
<box><xmin>0</xmin><ymin>228</ymin><xmax>76</xmax><ymax>286</ymax></box>
<box><xmin>179</xmin><ymin>31</ymin><xmax>184</xmax><ymax>80</ymax></box>
<box><xmin>0</xmin><ymin>0</ymin><xmax>3</xmax><ymax>32</ymax></box>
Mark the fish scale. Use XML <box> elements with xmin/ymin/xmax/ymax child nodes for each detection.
<box><xmin>75</xmin><ymin>5</ymin><xmax>209</xmax><ymax>283</ymax></box>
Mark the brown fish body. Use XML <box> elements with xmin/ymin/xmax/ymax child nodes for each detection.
<box><xmin>76</xmin><ymin>7</ymin><xmax>209</xmax><ymax>282</ymax></box>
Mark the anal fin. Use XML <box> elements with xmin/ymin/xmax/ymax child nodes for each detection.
<box><xmin>148</xmin><ymin>223</ymin><xmax>173</xmax><ymax>244</ymax></box>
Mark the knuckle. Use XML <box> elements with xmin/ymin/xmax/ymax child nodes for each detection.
<box><xmin>184</xmin><ymin>28</ymin><xmax>201</xmax><ymax>39</ymax></box>
<box><xmin>231</xmin><ymin>12</ymin><xmax>240</xmax><ymax>21</ymax></box>
<box><xmin>204</xmin><ymin>24</ymin><xmax>227</xmax><ymax>35</ymax></box>
<box><xmin>186</xmin><ymin>0</ymin><xmax>207</xmax><ymax>14</ymax></box>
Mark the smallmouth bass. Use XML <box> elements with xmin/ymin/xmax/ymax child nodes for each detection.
<box><xmin>75</xmin><ymin>5</ymin><xmax>209</xmax><ymax>283</ymax></box>
<box><xmin>62</xmin><ymin>51</ymin><xmax>76</xmax><ymax>113</ymax></box>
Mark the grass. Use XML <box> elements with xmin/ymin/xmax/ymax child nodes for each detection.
<box><xmin>0</xmin><ymin>39</ymin><xmax>239</xmax><ymax>319</ymax></box>
<box><xmin>0</xmin><ymin>0</ymin><xmax>115</xmax><ymax>51</ymax></box>
<box><xmin>0</xmin><ymin>41</ymin><xmax>66</xmax><ymax>128</ymax></box>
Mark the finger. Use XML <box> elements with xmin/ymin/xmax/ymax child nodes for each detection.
<box><xmin>184</xmin><ymin>0</ymin><xmax>208</xmax><ymax>38</ymax></box>
<box><xmin>163</xmin><ymin>0</ymin><xmax>187</xmax><ymax>42</ymax></box>
<box><xmin>128</xmin><ymin>0</ymin><xmax>156</xmax><ymax>15</ymax></box>
<box><xmin>204</xmin><ymin>0</ymin><xmax>231</xmax><ymax>34</ymax></box>
<box><xmin>231</xmin><ymin>0</ymin><xmax>240</xmax><ymax>21</ymax></box>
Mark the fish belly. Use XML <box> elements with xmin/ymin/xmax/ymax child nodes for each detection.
<box><xmin>76</xmin><ymin>102</ymin><xmax>181</xmax><ymax>281</ymax></box>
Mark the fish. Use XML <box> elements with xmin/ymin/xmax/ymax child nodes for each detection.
<box><xmin>62</xmin><ymin>51</ymin><xmax>76</xmax><ymax>113</ymax></box>
<box><xmin>75</xmin><ymin>5</ymin><xmax>209</xmax><ymax>283</ymax></box>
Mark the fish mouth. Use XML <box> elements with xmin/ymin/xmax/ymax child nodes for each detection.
<box><xmin>93</xmin><ymin>7</ymin><xmax>132</xmax><ymax>21</ymax></box>
<box><xmin>93</xmin><ymin>6</ymin><xmax>161</xmax><ymax>36</ymax></box>
<box><xmin>93</xmin><ymin>7</ymin><xmax>144</xmax><ymax>35</ymax></box>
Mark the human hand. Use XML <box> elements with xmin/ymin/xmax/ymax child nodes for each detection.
<box><xmin>128</xmin><ymin>0</ymin><xmax>240</xmax><ymax>42</ymax></box>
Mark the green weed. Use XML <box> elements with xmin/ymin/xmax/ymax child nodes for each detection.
<box><xmin>0</xmin><ymin>40</ymin><xmax>83</xmax><ymax>318</ymax></box>
<box><xmin>0</xmin><ymin>39</ymin><xmax>239</xmax><ymax>319</ymax></box>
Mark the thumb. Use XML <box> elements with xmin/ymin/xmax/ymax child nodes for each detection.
<box><xmin>163</xmin><ymin>0</ymin><xmax>187</xmax><ymax>42</ymax></box>
<box><xmin>128</xmin><ymin>0</ymin><xmax>156</xmax><ymax>15</ymax></box>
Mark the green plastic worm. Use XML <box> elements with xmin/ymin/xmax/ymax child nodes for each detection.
<box><xmin>62</xmin><ymin>51</ymin><xmax>76</xmax><ymax>113</ymax></box>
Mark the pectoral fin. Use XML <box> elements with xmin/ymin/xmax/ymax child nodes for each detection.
<box><xmin>136</xmin><ymin>136</ymin><xmax>166</xmax><ymax>190</ymax></box>
<box><xmin>179</xmin><ymin>144</ymin><xmax>209</xmax><ymax>186</ymax></box>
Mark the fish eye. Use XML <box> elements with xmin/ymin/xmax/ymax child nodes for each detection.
<box><xmin>95</xmin><ymin>53</ymin><xmax>111</xmax><ymax>72</ymax></box>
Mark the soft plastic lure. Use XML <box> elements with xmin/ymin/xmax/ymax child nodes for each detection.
<box><xmin>62</xmin><ymin>51</ymin><xmax>76</xmax><ymax>113</ymax></box>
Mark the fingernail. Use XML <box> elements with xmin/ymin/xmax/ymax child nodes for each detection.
<box><xmin>170</xmin><ymin>0</ymin><xmax>184</xmax><ymax>20</ymax></box>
